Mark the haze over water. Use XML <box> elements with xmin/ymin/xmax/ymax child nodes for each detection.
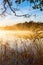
<box><xmin>0</xmin><ymin>30</ymin><xmax>33</xmax><ymax>40</ymax></box>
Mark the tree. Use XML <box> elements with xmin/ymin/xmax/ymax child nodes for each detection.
<box><xmin>0</xmin><ymin>0</ymin><xmax>43</xmax><ymax>17</ymax></box>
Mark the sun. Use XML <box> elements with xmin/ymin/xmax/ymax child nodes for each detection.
<box><xmin>0</xmin><ymin>30</ymin><xmax>6</xmax><ymax>40</ymax></box>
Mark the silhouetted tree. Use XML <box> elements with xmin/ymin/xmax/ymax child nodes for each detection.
<box><xmin>0</xmin><ymin>0</ymin><xmax>43</xmax><ymax>17</ymax></box>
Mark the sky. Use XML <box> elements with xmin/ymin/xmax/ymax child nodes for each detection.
<box><xmin>0</xmin><ymin>0</ymin><xmax>43</xmax><ymax>26</ymax></box>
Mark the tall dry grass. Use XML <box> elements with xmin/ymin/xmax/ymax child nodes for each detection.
<box><xmin>0</xmin><ymin>38</ymin><xmax>43</xmax><ymax>65</ymax></box>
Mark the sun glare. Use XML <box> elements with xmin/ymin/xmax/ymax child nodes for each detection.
<box><xmin>0</xmin><ymin>30</ymin><xmax>33</xmax><ymax>40</ymax></box>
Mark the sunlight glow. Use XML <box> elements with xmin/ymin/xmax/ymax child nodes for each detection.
<box><xmin>0</xmin><ymin>30</ymin><xmax>33</xmax><ymax>40</ymax></box>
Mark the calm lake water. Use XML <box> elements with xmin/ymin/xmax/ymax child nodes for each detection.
<box><xmin>0</xmin><ymin>30</ymin><xmax>33</xmax><ymax>40</ymax></box>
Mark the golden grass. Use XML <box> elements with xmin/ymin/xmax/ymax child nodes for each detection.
<box><xmin>0</xmin><ymin>38</ymin><xmax>43</xmax><ymax>65</ymax></box>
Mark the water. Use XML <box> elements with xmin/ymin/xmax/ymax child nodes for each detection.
<box><xmin>0</xmin><ymin>30</ymin><xmax>33</xmax><ymax>40</ymax></box>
